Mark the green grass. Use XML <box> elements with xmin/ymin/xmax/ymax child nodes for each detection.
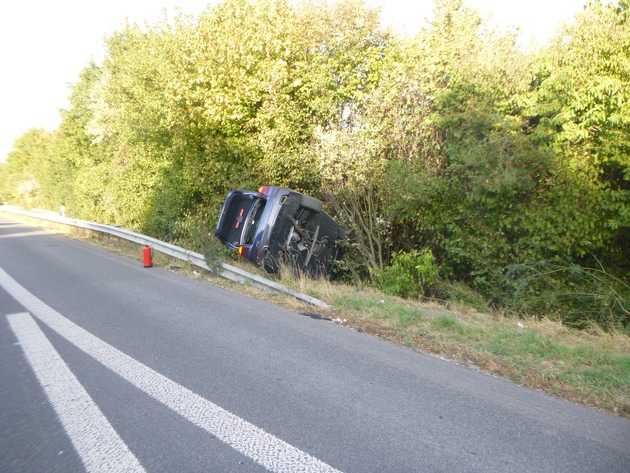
<box><xmin>332</xmin><ymin>294</ymin><xmax>424</xmax><ymax>326</ymax></box>
<box><xmin>431</xmin><ymin>315</ymin><xmax>466</xmax><ymax>334</ymax></box>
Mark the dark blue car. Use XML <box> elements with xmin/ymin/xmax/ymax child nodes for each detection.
<box><xmin>215</xmin><ymin>186</ymin><xmax>345</xmax><ymax>275</ymax></box>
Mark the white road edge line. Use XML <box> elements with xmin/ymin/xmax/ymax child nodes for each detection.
<box><xmin>6</xmin><ymin>312</ymin><xmax>146</xmax><ymax>473</ymax></box>
<box><xmin>0</xmin><ymin>223</ymin><xmax>32</xmax><ymax>229</ymax></box>
<box><xmin>0</xmin><ymin>268</ymin><xmax>344</xmax><ymax>473</ymax></box>
<box><xmin>0</xmin><ymin>230</ymin><xmax>57</xmax><ymax>239</ymax></box>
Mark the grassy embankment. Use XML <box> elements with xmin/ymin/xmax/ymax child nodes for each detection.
<box><xmin>274</xmin><ymin>270</ymin><xmax>630</xmax><ymax>417</ymax></box>
<box><xmin>207</xmin><ymin>252</ymin><xmax>630</xmax><ymax>417</ymax></box>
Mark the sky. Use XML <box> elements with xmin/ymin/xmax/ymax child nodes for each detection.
<box><xmin>0</xmin><ymin>0</ymin><xmax>586</xmax><ymax>163</ymax></box>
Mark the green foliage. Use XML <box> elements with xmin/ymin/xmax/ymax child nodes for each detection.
<box><xmin>437</xmin><ymin>281</ymin><xmax>490</xmax><ymax>313</ymax></box>
<box><xmin>499</xmin><ymin>261</ymin><xmax>630</xmax><ymax>330</ymax></box>
<box><xmin>373</xmin><ymin>1</ymin><xmax>629</xmax><ymax>329</ymax></box>
<box><xmin>377</xmin><ymin>249</ymin><xmax>439</xmax><ymax>299</ymax></box>
<box><xmin>3</xmin><ymin>0</ymin><xmax>629</xmax><ymax>330</ymax></box>
<box><xmin>0</xmin><ymin>129</ymin><xmax>57</xmax><ymax>208</ymax></box>
<box><xmin>0</xmin><ymin>164</ymin><xmax>7</xmax><ymax>201</ymax></box>
<box><xmin>521</xmin><ymin>0</ymin><xmax>630</xmax><ymax>266</ymax></box>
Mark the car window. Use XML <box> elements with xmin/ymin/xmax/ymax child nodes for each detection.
<box><xmin>241</xmin><ymin>198</ymin><xmax>266</xmax><ymax>245</ymax></box>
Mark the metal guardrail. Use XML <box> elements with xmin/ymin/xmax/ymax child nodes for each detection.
<box><xmin>0</xmin><ymin>205</ymin><xmax>329</xmax><ymax>309</ymax></box>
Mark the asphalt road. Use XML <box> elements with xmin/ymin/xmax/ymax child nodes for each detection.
<box><xmin>1</xmin><ymin>217</ymin><xmax>629</xmax><ymax>473</ymax></box>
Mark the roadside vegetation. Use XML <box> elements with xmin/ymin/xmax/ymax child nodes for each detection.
<box><xmin>2</xmin><ymin>209</ymin><xmax>629</xmax><ymax>416</ymax></box>
<box><xmin>1</xmin><ymin>1</ymin><xmax>628</xmax><ymax>409</ymax></box>
<box><xmin>287</xmin><ymin>275</ymin><xmax>630</xmax><ymax>416</ymax></box>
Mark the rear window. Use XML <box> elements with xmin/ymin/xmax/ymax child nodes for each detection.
<box><xmin>241</xmin><ymin>198</ymin><xmax>266</xmax><ymax>245</ymax></box>
<box><xmin>216</xmin><ymin>194</ymin><xmax>257</xmax><ymax>245</ymax></box>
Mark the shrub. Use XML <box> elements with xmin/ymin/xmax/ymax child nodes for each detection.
<box><xmin>377</xmin><ymin>249</ymin><xmax>439</xmax><ymax>299</ymax></box>
<box><xmin>437</xmin><ymin>281</ymin><xmax>490</xmax><ymax>313</ymax></box>
<box><xmin>499</xmin><ymin>261</ymin><xmax>630</xmax><ymax>330</ymax></box>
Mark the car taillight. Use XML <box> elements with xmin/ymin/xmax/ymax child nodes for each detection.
<box><xmin>238</xmin><ymin>245</ymin><xmax>246</xmax><ymax>257</ymax></box>
<box><xmin>258</xmin><ymin>186</ymin><xmax>269</xmax><ymax>195</ymax></box>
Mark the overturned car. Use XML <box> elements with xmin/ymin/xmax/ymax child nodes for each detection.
<box><xmin>215</xmin><ymin>186</ymin><xmax>345</xmax><ymax>276</ymax></box>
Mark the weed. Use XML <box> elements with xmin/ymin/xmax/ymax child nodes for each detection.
<box><xmin>396</xmin><ymin>306</ymin><xmax>424</xmax><ymax>327</ymax></box>
<box><xmin>438</xmin><ymin>281</ymin><xmax>490</xmax><ymax>313</ymax></box>
<box><xmin>431</xmin><ymin>315</ymin><xmax>465</xmax><ymax>334</ymax></box>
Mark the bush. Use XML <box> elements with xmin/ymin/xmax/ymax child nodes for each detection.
<box><xmin>162</xmin><ymin>205</ymin><xmax>233</xmax><ymax>273</ymax></box>
<box><xmin>377</xmin><ymin>249</ymin><xmax>439</xmax><ymax>299</ymax></box>
<box><xmin>437</xmin><ymin>281</ymin><xmax>490</xmax><ymax>313</ymax></box>
<box><xmin>499</xmin><ymin>261</ymin><xmax>630</xmax><ymax>330</ymax></box>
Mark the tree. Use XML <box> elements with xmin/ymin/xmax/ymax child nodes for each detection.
<box><xmin>522</xmin><ymin>0</ymin><xmax>630</xmax><ymax>268</ymax></box>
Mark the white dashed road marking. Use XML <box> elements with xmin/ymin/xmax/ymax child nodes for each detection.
<box><xmin>0</xmin><ymin>268</ymin><xmax>344</xmax><ymax>473</ymax></box>
<box><xmin>7</xmin><ymin>312</ymin><xmax>146</xmax><ymax>473</ymax></box>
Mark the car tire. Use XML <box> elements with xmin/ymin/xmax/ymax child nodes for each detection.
<box><xmin>300</xmin><ymin>194</ymin><xmax>323</xmax><ymax>213</ymax></box>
